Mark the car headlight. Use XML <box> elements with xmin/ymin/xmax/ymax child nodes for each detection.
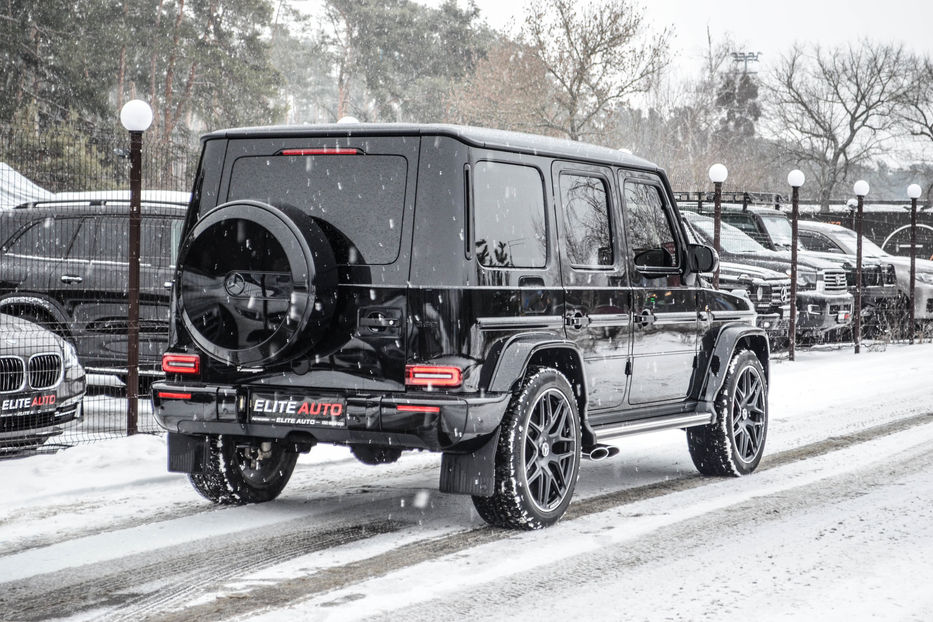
<box><xmin>63</xmin><ymin>341</ymin><xmax>80</xmax><ymax>369</ymax></box>
<box><xmin>756</xmin><ymin>285</ymin><xmax>766</xmax><ymax>301</ymax></box>
<box><xmin>797</xmin><ymin>271</ymin><xmax>818</xmax><ymax>289</ymax></box>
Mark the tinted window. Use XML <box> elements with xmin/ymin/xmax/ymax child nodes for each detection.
<box><xmin>68</xmin><ymin>219</ymin><xmax>96</xmax><ymax>260</ymax></box>
<box><xmin>7</xmin><ymin>217</ymin><xmax>81</xmax><ymax>259</ymax></box>
<box><xmin>93</xmin><ymin>217</ymin><xmax>128</xmax><ymax>263</ymax></box>
<box><xmin>623</xmin><ymin>183</ymin><xmax>679</xmax><ymax>267</ymax></box>
<box><xmin>558</xmin><ymin>174</ymin><xmax>612</xmax><ymax>267</ymax></box>
<box><xmin>141</xmin><ymin>219</ymin><xmax>180</xmax><ymax>267</ymax></box>
<box><xmin>473</xmin><ymin>161</ymin><xmax>547</xmax><ymax>268</ymax></box>
<box><xmin>227</xmin><ymin>154</ymin><xmax>407</xmax><ymax>265</ymax></box>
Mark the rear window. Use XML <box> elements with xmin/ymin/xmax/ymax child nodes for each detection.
<box><xmin>227</xmin><ymin>154</ymin><xmax>407</xmax><ymax>265</ymax></box>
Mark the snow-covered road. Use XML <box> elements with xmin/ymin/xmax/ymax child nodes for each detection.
<box><xmin>1</xmin><ymin>344</ymin><xmax>932</xmax><ymax>621</ymax></box>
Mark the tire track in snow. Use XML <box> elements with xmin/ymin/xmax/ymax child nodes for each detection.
<box><xmin>0</xmin><ymin>520</ymin><xmax>402</xmax><ymax>622</ymax></box>
<box><xmin>154</xmin><ymin>411</ymin><xmax>933</xmax><ymax>622</ymax></box>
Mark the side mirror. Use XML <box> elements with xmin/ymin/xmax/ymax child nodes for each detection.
<box><xmin>688</xmin><ymin>244</ymin><xmax>719</xmax><ymax>274</ymax></box>
<box><xmin>633</xmin><ymin>247</ymin><xmax>675</xmax><ymax>269</ymax></box>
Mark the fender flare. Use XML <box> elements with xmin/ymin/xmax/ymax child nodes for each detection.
<box><xmin>696</xmin><ymin>323</ymin><xmax>769</xmax><ymax>421</ymax></box>
<box><xmin>485</xmin><ymin>332</ymin><xmax>584</xmax><ymax>393</ymax></box>
<box><xmin>483</xmin><ymin>332</ymin><xmax>597</xmax><ymax>446</ymax></box>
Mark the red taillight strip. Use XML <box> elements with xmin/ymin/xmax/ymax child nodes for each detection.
<box><xmin>162</xmin><ymin>353</ymin><xmax>200</xmax><ymax>375</ymax></box>
<box><xmin>280</xmin><ymin>148</ymin><xmax>360</xmax><ymax>156</ymax></box>
<box><xmin>157</xmin><ymin>392</ymin><xmax>191</xmax><ymax>400</ymax></box>
<box><xmin>395</xmin><ymin>404</ymin><xmax>441</xmax><ymax>414</ymax></box>
<box><xmin>405</xmin><ymin>365</ymin><xmax>462</xmax><ymax>387</ymax></box>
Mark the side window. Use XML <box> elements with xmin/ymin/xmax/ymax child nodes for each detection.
<box><xmin>622</xmin><ymin>182</ymin><xmax>679</xmax><ymax>268</ymax></box>
<box><xmin>92</xmin><ymin>217</ymin><xmax>128</xmax><ymax>264</ymax></box>
<box><xmin>68</xmin><ymin>219</ymin><xmax>96</xmax><ymax>260</ymax></box>
<box><xmin>141</xmin><ymin>219</ymin><xmax>175</xmax><ymax>268</ymax></box>
<box><xmin>558</xmin><ymin>173</ymin><xmax>613</xmax><ymax>268</ymax></box>
<box><xmin>7</xmin><ymin>217</ymin><xmax>81</xmax><ymax>259</ymax></box>
<box><xmin>473</xmin><ymin>161</ymin><xmax>547</xmax><ymax>269</ymax></box>
<box><xmin>799</xmin><ymin>231</ymin><xmax>844</xmax><ymax>254</ymax></box>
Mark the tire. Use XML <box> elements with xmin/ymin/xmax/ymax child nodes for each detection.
<box><xmin>472</xmin><ymin>368</ymin><xmax>582</xmax><ymax>530</ymax></box>
<box><xmin>189</xmin><ymin>435</ymin><xmax>299</xmax><ymax>504</ymax></box>
<box><xmin>687</xmin><ymin>349</ymin><xmax>768</xmax><ymax>476</ymax></box>
<box><xmin>350</xmin><ymin>444</ymin><xmax>403</xmax><ymax>465</ymax></box>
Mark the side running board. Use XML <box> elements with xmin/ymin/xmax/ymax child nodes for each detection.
<box><xmin>593</xmin><ymin>411</ymin><xmax>715</xmax><ymax>442</ymax></box>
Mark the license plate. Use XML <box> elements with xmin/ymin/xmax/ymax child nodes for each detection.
<box><xmin>0</xmin><ymin>393</ymin><xmax>58</xmax><ymax>416</ymax></box>
<box><xmin>249</xmin><ymin>392</ymin><xmax>346</xmax><ymax>428</ymax></box>
<box><xmin>837</xmin><ymin>312</ymin><xmax>850</xmax><ymax>323</ymax></box>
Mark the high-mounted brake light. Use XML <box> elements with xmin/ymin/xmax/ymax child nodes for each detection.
<box><xmin>405</xmin><ymin>365</ymin><xmax>462</xmax><ymax>388</ymax></box>
<box><xmin>280</xmin><ymin>148</ymin><xmax>360</xmax><ymax>156</ymax></box>
<box><xmin>162</xmin><ymin>353</ymin><xmax>200</xmax><ymax>375</ymax></box>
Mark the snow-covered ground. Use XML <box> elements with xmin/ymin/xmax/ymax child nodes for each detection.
<box><xmin>1</xmin><ymin>343</ymin><xmax>932</xmax><ymax>621</ymax></box>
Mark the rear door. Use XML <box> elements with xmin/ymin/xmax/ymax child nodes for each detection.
<box><xmin>553</xmin><ymin>161</ymin><xmax>631</xmax><ymax>415</ymax></box>
<box><xmin>620</xmin><ymin>174</ymin><xmax>700</xmax><ymax>406</ymax></box>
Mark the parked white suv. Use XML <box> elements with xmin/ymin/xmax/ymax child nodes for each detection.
<box><xmin>797</xmin><ymin>221</ymin><xmax>933</xmax><ymax>322</ymax></box>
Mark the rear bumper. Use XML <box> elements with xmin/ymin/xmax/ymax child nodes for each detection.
<box><xmin>152</xmin><ymin>381</ymin><xmax>511</xmax><ymax>452</ymax></box>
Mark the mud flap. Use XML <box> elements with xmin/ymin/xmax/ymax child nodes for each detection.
<box><xmin>438</xmin><ymin>429</ymin><xmax>500</xmax><ymax>497</ymax></box>
<box><xmin>167</xmin><ymin>432</ymin><xmax>207</xmax><ymax>474</ymax></box>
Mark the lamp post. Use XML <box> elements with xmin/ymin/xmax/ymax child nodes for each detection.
<box><xmin>787</xmin><ymin>169</ymin><xmax>805</xmax><ymax>361</ymax></box>
<box><xmin>852</xmin><ymin>179</ymin><xmax>869</xmax><ymax>354</ymax></box>
<box><xmin>708</xmin><ymin>163</ymin><xmax>728</xmax><ymax>288</ymax></box>
<box><xmin>120</xmin><ymin>99</ymin><xmax>153</xmax><ymax>436</ymax></box>
<box><xmin>907</xmin><ymin>183</ymin><xmax>922</xmax><ymax>344</ymax></box>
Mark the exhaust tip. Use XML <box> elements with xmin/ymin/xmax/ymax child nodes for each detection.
<box><xmin>584</xmin><ymin>444</ymin><xmax>620</xmax><ymax>461</ymax></box>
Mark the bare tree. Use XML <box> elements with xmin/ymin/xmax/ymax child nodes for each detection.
<box><xmin>446</xmin><ymin>39</ymin><xmax>560</xmax><ymax>135</ymax></box>
<box><xmin>897</xmin><ymin>55</ymin><xmax>933</xmax><ymax>201</ymax></box>
<box><xmin>519</xmin><ymin>0</ymin><xmax>669</xmax><ymax>141</ymax></box>
<box><xmin>766</xmin><ymin>41</ymin><xmax>908</xmax><ymax>208</ymax></box>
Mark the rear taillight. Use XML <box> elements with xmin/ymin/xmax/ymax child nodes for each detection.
<box><xmin>162</xmin><ymin>353</ymin><xmax>200</xmax><ymax>375</ymax></box>
<box><xmin>156</xmin><ymin>391</ymin><xmax>191</xmax><ymax>400</ymax></box>
<box><xmin>405</xmin><ymin>365</ymin><xmax>462</xmax><ymax>388</ymax></box>
<box><xmin>279</xmin><ymin>148</ymin><xmax>360</xmax><ymax>156</ymax></box>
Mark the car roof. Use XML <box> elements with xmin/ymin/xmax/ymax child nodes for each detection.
<box><xmin>201</xmin><ymin>123</ymin><xmax>660</xmax><ymax>172</ymax></box>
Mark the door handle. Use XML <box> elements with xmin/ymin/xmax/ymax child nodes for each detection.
<box><xmin>564</xmin><ymin>310</ymin><xmax>590</xmax><ymax>329</ymax></box>
<box><xmin>637</xmin><ymin>308</ymin><xmax>656</xmax><ymax>328</ymax></box>
<box><xmin>60</xmin><ymin>274</ymin><xmax>83</xmax><ymax>284</ymax></box>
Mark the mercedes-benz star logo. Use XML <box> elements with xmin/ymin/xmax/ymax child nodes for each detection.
<box><xmin>224</xmin><ymin>272</ymin><xmax>247</xmax><ymax>296</ymax></box>
<box><xmin>780</xmin><ymin>286</ymin><xmax>789</xmax><ymax>303</ymax></box>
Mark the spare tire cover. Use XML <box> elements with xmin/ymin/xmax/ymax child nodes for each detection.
<box><xmin>177</xmin><ymin>200</ymin><xmax>337</xmax><ymax>366</ymax></box>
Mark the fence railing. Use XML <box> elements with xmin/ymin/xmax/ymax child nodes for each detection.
<box><xmin>1</xmin><ymin>122</ymin><xmax>193</xmax><ymax>454</ymax></box>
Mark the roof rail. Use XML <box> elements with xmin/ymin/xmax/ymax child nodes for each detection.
<box><xmin>674</xmin><ymin>190</ymin><xmax>785</xmax><ymax>211</ymax></box>
<box><xmin>13</xmin><ymin>198</ymin><xmax>189</xmax><ymax>210</ymax></box>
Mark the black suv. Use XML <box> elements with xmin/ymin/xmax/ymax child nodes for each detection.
<box><xmin>0</xmin><ymin>195</ymin><xmax>187</xmax><ymax>378</ymax></box>
<box><xmin>154</xmin><ymin>124</ymin><xmax>770</xmax><ymax>529</ymax></box>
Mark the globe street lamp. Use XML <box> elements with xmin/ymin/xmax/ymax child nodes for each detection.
<box><xmin>907</xmin><ymin>183</ymin><xmax>923</xmax><ymax>344</ymax></box>
<box><xmin>852</xmin><ymin>179</ymin><xmax>869</xmax><ymax>354</ymax></box>
<box><xmin>120</xmin><ymin>99</ymin><xmax>153</xmax><ymax>435</ymax></box>
<box><xmin>708</xmin><ymin>163</ymin><xmax>728</xmax><ymax>288</ymax></box>
<box><xmin>787</xmin><ymin>169</ymin><xmax>805</xmax><ymax>361</ymax></box>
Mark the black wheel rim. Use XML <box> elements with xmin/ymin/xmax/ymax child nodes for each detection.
<box><xmin>523</xmin><ymin>388</ymin><xmax>577</xmax><ymax>512</ymax></box>
<box><xmin>731</xmin><ymin>366</ymin><xmax>766</xmax><ymax>463</ymax></box>
<box><xmin>237</xmin><ymin>446</ymin><xmax>285</xmax><ymax>488</ymax></box>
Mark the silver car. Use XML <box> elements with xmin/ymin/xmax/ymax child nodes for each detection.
<box><xmin>1</xmin><ymin>312</ymin><xmax>86</xmax><ymax>448</ymax></box>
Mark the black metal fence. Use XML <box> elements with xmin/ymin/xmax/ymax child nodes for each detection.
<box><xmin>1</xmin><ymin>121</ymin><xmax>195</xmax><ymax>454</ymax></box>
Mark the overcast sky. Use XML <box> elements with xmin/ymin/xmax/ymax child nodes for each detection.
<box><xmin>444</xmin><ymin>0</ymin><xmax>933</xmax><ymax>76</ymax></box>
